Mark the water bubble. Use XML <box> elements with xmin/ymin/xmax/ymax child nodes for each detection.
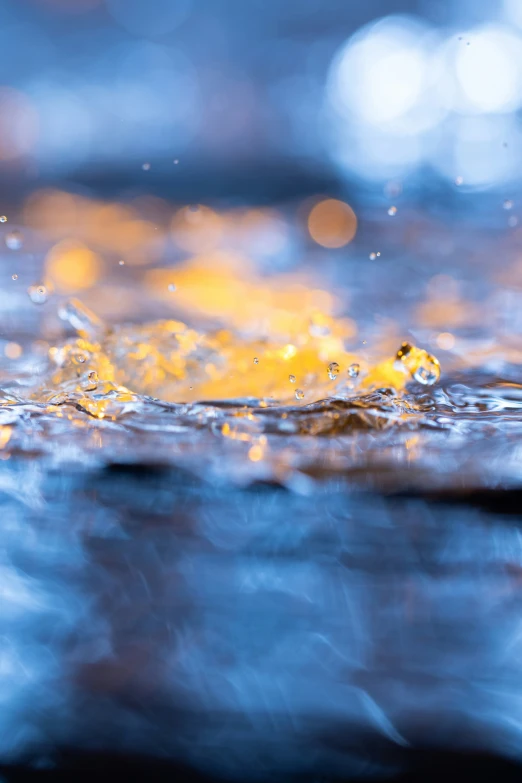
<box><xmin>388</xmin><ymin>206</ymin><xmax>397</xmax><ymax>217</ymax></box>
<box><xmin>11</xmin><ymin>274</ymin><xmax>17</xmax><ymax>280</ymax></box>
<box><xmin>455</xmin><ymin>176</ymin><xmax>463</xmax><ymax>186</ymax></box>
<box><xmin>504</xmin><ymin>199</ymin><xmax>514</xmax><ymax>210</ymax></box>
<box><xmin>28</xmin><ymin>284</ymin><xmax>48</xmax><ymax>305</ymax></box>
<box><xmin>72</xmin><ymin>352</ymin><xmax>87</xmax><ymax>365</ymax></box>
<box><xmin>395</xmin><ymin>341</ymin><xmax>440</xmax><ymax>386</ymax></box>
<box><xmin>289</xmin><ymin>374</ymin><xmax>296</xmax><ymax>383</ymax></box>
<box><xmin>295</xmin><ymin>389</ymin><xmax>305</xmax><ymax>400</ymax></box>
<box><xmin>0</xmin><ymin>216</ymin><xmax>7</xmax><ymax>223</ymax></box>
<box><xmin>5</xmin><ymin>230</ymin><xmax>23</xmax><ymax>250</ymax></box>
<box><xmin>328</xmin><ymin>361</ymin><xmax>340</xmax><ymax>380</ymax></box>
<box><xmin>253</xmin><ymin>357</ymin><xmax>259</xmax><ymax>364</ymax></box>
<box><xmin>348</xmin><ymin>363</ymin><xmax>360</xmax><ymax>378</ymax></box>
<box><xmin>168</xmin><ymin>283</ymin><xmax>176</xmax><ymax>292</ymax></box>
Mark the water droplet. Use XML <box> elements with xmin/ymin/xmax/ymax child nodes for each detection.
<box><xmin>289</xmin><ymin>374</ymin><xmax>296</xmax><ymax>383</ymax></box>
<box><xmin>11</xmin><ymin>274</ymin><xmax>17</xmax><ymax>280</ymax></box>
<box><xmin>388</xmin><ymin>206</ymin><xmax>397</xmax><ymax>217</ymax></box>
<box><xmin>142</xmin><ymin>163</ymin><xmax>150</xmax><ymax>171</ymax></box>
<box><xmin>173</xmin><ymin>159</ymin><xmax>179</xmax><ymax>164</ymax></box>
<box><xmin>395</xmin><ymin>341</ymin><xmax>440</xmax><ymax>386</ymax></box>
<box><xmin>369</xmin><ymin>252</ymin><xmax>376</xmax><ymax>260</ymax></box>
<box><xmin>58</xmin><ymin>298</ymin><xmax>105</xmax><ymax>339</ymax></box>
<box><xmin>0</xmin><ymin>216</ymin><xmax>7</xmax><ymax>223</ymax></box>
<box><xmin>253</xmin><ymin>357</ymin><xmax>259</xmax><ymax>364</ymax></box>
<box><xmin>295</xmin><ymin>389</ymin><xmax>304</xmax><ymax>400</ymax></box>
<box><xmin>328</xmin><ymin>361</ymin><xmax>340</xmax><ymax>380</ymax></box>
<box><xmin>28</xmin><ymin>284</ymin><xmax>48</xmax><ymax>305</ymax></box>
<box><xmin>5</xmin><ymin>230</ymin><xmax>23</xmax><ymax>250</ymax></box>
<box><xmin>168</xmin><ymin>283</ymin><xmax>176</xmax><ymax>292</ymax></box>
<box><xmin>504</xmin><ymin>199</ymin><xmax>514</xmax><ymax>210</ymax></box>
<box><xmin>81</xmin><ymin>370</ymin><xmax>99</xmax><ymax>391</ymax></box>
<box><xmin>455</xmin><ymin>176</ymin><xmax>463</xmax><ymax>186</ymax></box>
<box><xmin>119</xmin><ymin>260</ymin><xmax>125</xmax><ymax>266</ymax></box>
<box><xmin>348</xmin><ymin>363</ymin><xmax>360</xmax><ymax>378</ymax></box>
<box><xmin>72</xmin><ymin>352</ymin><xmax>87</xmax><ymax>365</ymax></box>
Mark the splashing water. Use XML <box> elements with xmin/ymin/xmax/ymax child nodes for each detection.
<box><xmin>4</xmin><ymin>200</ymin><xmax>522</xmax><ymax>782</ymax></box>
<box><xmin>0</xmin><ymin>226</ymin><xmax>521</xmax><ymax>494</ymax></box>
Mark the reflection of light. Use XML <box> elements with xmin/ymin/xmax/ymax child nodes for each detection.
<box><xmin>106</xmin><ymin>0</ymin><xmax>191</xmax><ymax>37</ymax></box>
<box><xmin>0</xmin><ymin>88</ymin><xmax>38</xmax><ymax>160</ymax></box>
<box><xmin>328</xmin><ymin>17</ymin><xmax>432</xmax><ymax>126</ymax></box>
<box><xmin>308</xmin><ymin>199</ymin><xmax>357</xmax><ymax>249</ymax></box>
<box><xmin>45</xmin><ymin>240</ymin><xmax>101</xmax><ymax>293</ymax></box>
<box><xmin>452</xmin><ymin>27</ymin><xmax>522</xmax><ymax>113</ymax></box>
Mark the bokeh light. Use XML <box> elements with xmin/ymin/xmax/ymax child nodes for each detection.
<box><xmin>328</xmin><ymin>17</ymin><xmax>432</xmax><ymax>127</ymax></box>
<box><xmin>307</xmin><ymin>199</ymin><xmax>357</xmax><ymax>248</ymax></box>
<box><xmin>449</xmin><ymin>26</ymin><xmax>522</xmax><ymax>114</ymax></box>
<box><xmin>45</xmin><ymin>239</ymin><xmax>102</xmax><ymax>293</ymax></box>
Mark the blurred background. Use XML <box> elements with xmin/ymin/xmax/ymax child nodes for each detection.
<box><xmin>4</xmin><ymin>0</ymin><xmax>522</xmax><ymax>196</ymax></box>
<box><xmin>3</xmin><ymin>0</ymin><xmax>522</xmax><ymax>385</ymax></box>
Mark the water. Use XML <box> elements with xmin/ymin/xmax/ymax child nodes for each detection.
<box><xmin>3</xmin><ymin>196</ymin><xmax>522</xmax><ymax>780</ymax></box>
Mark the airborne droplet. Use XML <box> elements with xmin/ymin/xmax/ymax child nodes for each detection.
<box><xmin>28</xmin><ymin>285</ymin><xmax>49</xmax><ymax>305</ymax></box>
<box><xmin>295</xmin><ymin>389</ymin><xmax>305</xmax><ymax>400</ymax></box>
<box><xmin>348</xmin><ymin>363</ymin><xmax>360</xmax><ymax>378</ymax></box>
<box><xmin>328</xmin><ymin>361</ymin><xmax>340</xmax><ymax>380</ymax></box>
<box><xmin>5</xmin><ymin>230</ymin><xmax>23</xmax><ymax>250</ymax></box>
<box><xmin>81</xmin><ymin>370</ymin><xmax>99</xmax><ymax>391</ymax></box>
<box><xmin>395</xmin><ymin>341</ymin><xmax>440</xmax><ymax>386</ymax></box>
